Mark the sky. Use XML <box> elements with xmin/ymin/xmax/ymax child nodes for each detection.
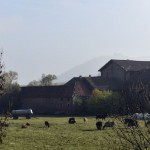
<box><xmin>0</xmin><ymin>0</ymin><xmax>150</xmax><ymax>85</ymax></box>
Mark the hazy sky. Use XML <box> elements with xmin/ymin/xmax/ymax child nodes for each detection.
<box><xmin>1</xmin><ymin>0</ymin><xmax>150</xmax><ymax>85</ymax></box>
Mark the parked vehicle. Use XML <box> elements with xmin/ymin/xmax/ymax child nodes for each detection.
<box><xmin>12</xmin><ymin>109</ymin><xmax>33</xmax><ymax>119</ymax></box>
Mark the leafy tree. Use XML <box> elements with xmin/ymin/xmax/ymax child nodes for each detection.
<box><xmin>28</xmin><ymin>80</ymin><xmax>41</xmax><ymax>86</ymax></box>
<box><xmin>87</xmin><ymin>89</ymin><xmax>121</xmax><ymax>115</ymax></box>
<box><xmin>0</xmin><ymin>71</ymin><xmax>20</xmax><ymax>112</ymax></box>
<box><xmin>28</xmin><ymin>74</ymin><xmax>57</xmax><ymax>86</ymax></box>
<box><xmin>40</xmin><ymin>74</ymin><xmax>57</xmax><ymax>86</ymax></box>
<box><xmin>0</xmin><ymin>51</ymin><xmax>11</xmax><ymax>144</ymax></box>
<box><xmin>4</xmin><ymin>71</ymin><xmax>18</xmax><ymax>84</ymax></box>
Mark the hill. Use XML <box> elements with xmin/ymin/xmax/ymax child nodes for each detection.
<box><xmin>56</xmin><ymin>54</ymin><xmax>127</xmax><ymax>84</ymax></box>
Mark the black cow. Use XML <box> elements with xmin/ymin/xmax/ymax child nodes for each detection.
<box><xmin>124</xmin><ymin>118</ymin><xmax>138</xmax><ymax>127</ymax></box>
<box><xmin>96</xmin><ymin>114</ymin><xmax>107</xmax><ymax>120</ymax></box>
<box><xmin>45</xmin><ymin>121</ymin><xmax>50</xmax><ymax>128</ymax></box>
<box><xmin>103</xmin><ymin>121</ymin><xmax>115</xmax><ymax>129</ymax></box>
<box><xmin>96</xmin><ymin>121</ymin><xmax>103</xmax><ymax>130</ymax></box>
<box><xmin>68</xmin><ymin>118</ymin><xmax>76</xmax><ymax>124</ymax></box>
<box><xmin>26</xmin><ymin>122</ymin><xmax>30</xmax><ymax>126</ymax></box>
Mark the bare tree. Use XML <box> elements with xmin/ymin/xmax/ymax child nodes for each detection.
<box><xmin>105</xmin><ymin>76</ymin><xmax>150</xmax><ymax>150</ymax></box>
<box><xmin>0</xmin><ymin>51</ymin><xmax>9</xmax><ymax>144</ymax></box>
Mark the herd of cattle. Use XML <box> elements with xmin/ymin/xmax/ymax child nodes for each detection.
<box><xmin>95</xmin><ymin>113</ymin><xmax>150</xmax><ymax>130</ymax></box>
<box><xmin>1</xmin><ymin>113</ymin><xmax>150</xmax><ymax>130</ymax></box>
<box><xmin>68</xmin><ymin>113</ymin><xmax>150</xmax><ymax>130</ymax></box>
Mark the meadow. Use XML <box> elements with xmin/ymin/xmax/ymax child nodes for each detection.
<box><xmin>0</xmin><ymin>116</ymin><xmax>146</xmax><ymax>150</ymax></box>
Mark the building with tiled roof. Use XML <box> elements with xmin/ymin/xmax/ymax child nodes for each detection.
<box><xmin>99</xmin><ymin>59</ymin><xmax>150</xmax><ymax>82</ymax></box>
<box><xmin>20</xmin><ymin>59</ymin><xmax>150</xmax><ymax>115</ymax></box>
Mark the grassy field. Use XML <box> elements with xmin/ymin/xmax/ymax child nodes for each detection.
<box><xmin>0</xmin><ymin>116</ymin><xmax>146</xmax><ymax>150</ymax></box>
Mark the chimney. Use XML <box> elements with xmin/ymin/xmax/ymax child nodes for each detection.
<box><xmin>79</xmin><ymin>75</ymin><xmax>82</xmax><ymax>78</ymax></box>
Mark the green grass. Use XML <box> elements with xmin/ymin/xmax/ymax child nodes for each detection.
<box><xmin>0</xmin><ymin>116</ymin><xmax>147</xmax><ymax>150</ymax></box>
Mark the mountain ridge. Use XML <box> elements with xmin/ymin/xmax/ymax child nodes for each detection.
<box><xmin>56</xmin><ymin>54</ymin><xmax>128</xmax><ymax>83</ymax></box>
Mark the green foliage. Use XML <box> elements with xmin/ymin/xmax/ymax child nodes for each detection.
<box><xmin>0</xmin><ymin>52</ymin><xmax>9</xmax><ymax>144</ymax></box>
<box><xmin>87</xmin><ymin>89</ymin><xmax>121</xmax><ymax>115</ymax></box>
<box><xmin>73</xmin><ymin>98</ymin><xmax>86</xmax><ymax>114</ymax></box>
<box><xmin>74</xmin><ymin>98</ymin><xmax>82</xmax><ymax>106</ymax></box>
<box><xmin>28</xmin><ymin>80</ymin><xmax>41</xmax><ymax>86</ymax></box>
<box><xmin>3</xmin><ymin>71</ymin><xmax>18</xmax><ymax>85</ymax></box>
<box><xmin>41</xmin><ymin>74</ymin><xmax>57</xmax><ymax>86</ymax></box>
<box><xmin>28</xmin><ymin>74</ymin><xmax>57</xmax><ymax>86</ymax></box>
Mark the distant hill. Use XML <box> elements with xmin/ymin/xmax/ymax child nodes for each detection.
<box><xmin>56</xmin><ymin>54</ymin><xmax>127</xmax><ymax>84</ymax></box>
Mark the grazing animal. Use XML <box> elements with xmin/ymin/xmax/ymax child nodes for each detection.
<box><xmin>83</xmin><ymin>117</ymin><xmax>88</xmax><ymax>123</ymax></box>
<box><xmin>96</xmin><ymin>121</ymin><xmax>103</xmax><ymax>130</ymax></box>
<box><xmin>68</xmin><ymin>118</ymin><xmax>76</xmax><ymax>124</ymax></box>
<box><xmin>26</xmin><ymin>122</ymin><xmax>30</xmax><ymax>126</ymax></box>
<box><xmin>96</xmin><ymin>114</ymin><xmax>107</xmax><ymax>120</ymax></box>
<box><xmin>124</xmin><ymin>118</ymin><xmax>138</xmax><ymax>127</ymax></box>
<box><xmin>45</xmin><ymin>121</ymin><xmax>50</xmax><ymax>128</ymax></box>
<box><xmin>21</xmin><ymin>124</ymin><xmax>28</xmax><ymax>128</ymax></box>
<box><xmin>103</xmin><ymin>121</ymin><xmax>115</xmax><ymax>129</ymax></box>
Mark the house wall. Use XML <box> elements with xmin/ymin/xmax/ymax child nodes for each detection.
<box><xmin>101</xmin><ymin>62</ymin><xmax>126</xmax><ymax>81</ymax></box>
<box><xmin>125</xmin><ymin>71</ymin><xmax>139</xmax><ymax>81</ymax></box>
<box><xmin>21</xmin><ymin>97</ymin><xmax>74</xmax><ymax>115</ymax></box>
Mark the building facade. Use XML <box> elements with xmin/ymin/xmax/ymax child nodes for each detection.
<box><xmin>20</xmin><ymin>59</ymin><xmax>150</xmax><ymax>115</ymax></box>
<box><xmin>99</xmin><ymin>59</ymin><xmax>150</xmax><ymax>82</ymax></box>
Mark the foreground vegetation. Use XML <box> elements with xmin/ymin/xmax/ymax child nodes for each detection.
<box><xmin>0</xmin><ymin>116</ymin><xmax>147</xmax><ymax>150</ymax></box>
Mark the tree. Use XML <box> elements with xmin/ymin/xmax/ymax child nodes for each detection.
<box><xmin>104</xmin><ymin>79</ymin><xmax>150</xmax><ymax>150</ymax></box>
<box><xmin>40</xmin><ymin>74</ymin><xmax>57</xmax><ymax>86</ymax></box>
<box><xmin>28</xmin><ymin>80</ymin><xmax>41</xmax><ymax>86</ymax></box>
<box><xmin>73</xmin><ymin>98</ymin><xmax>86</xmax><ymax>115</ymax></box>
<box><xmin>87</xmin><ymin>89</ymin><xmax>121</xmax><ymax>115</ymax></box>
<box><xmin>4</xmin><ymin>71</ymin><xmax>18</xmax><ymax>85</ymax></box>
<box><xmin>120</xmin><ymin>79</ymin><xmax>150</xmax><ymax>114</ymax></box>
<box><xmin>0</xmin><ymin>51</ymin><xmax>10</xmax><ymax>144</ymax></box>
<box><xmin>0</xmin><ymin>70</ymin><xmax>20</xmax><ymax>112</ymax></box>
<box><xmin>28</xmin><ymin>74</ymin><xmax>57</xmax><ymax>86</ymax></box>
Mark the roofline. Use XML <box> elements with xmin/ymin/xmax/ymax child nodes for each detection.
<box><xmin>98</xmin><ymin>59</ymin><xmax>127</xmax><ymax>72</ymax></box>
<box><xmin>98</xmin><ymin>59</ymin><xmax>150</xmax><ymax>72</ymax></box>
<box><xmin>21</xmin><ymin>85</ymin><xmax>64</xmax><ymax>88</ymax></box>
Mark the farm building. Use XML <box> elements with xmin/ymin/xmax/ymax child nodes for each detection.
<box><xmin>20</xmin><ymin>59</ymin><xmax>150</xmax><ymax>115</ymax></box>
<box><xmin>99</xmin><ymin>59</ymin><xmax>150</xmax><ymax>82</ymax></box>
<box><xmin>20</xmin><ymin>76</ymin><xmax>121</xmax><ymax>114</ymax></box>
